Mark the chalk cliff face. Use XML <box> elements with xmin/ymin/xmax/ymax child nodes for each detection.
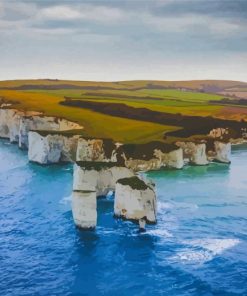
<box><xmin>120</xmin><ymin>143</ymin><xmax>184</xmax><ymax>172</ymax></box>
<box><xmin>76</xmin><ymin>138</ymin><xmax>117</xmax><ymax>162</ymax></box>
<box><xmin>28</xmin><ymin>131</ymin><xmax>79</xmax><ymax>164</ymax></box>
<box><xmin>73</xmin><ymin>163</ymin><xmax>134</xmax><ymax>197</ymax></box>
<box><xmin>72</xmin><ymin>190</ymin><xmax>97</xmax><ymax>229</ymax></box>
<box><xmin>0</xmin><ymin>109</ymin><xmax>23</xmax><ymax>142</ymax></box>
<box><xmin>176</xmin><ymin>141</ymin><xmax>209</xmax><ymax>165</ymax></box>
<box><xmin>214</xmin><ymin>141</ymin><xmax>231</xmax><ymax>163</ymax></box>
<box><xmin>114</xmin><ymin>176</ymin><xmax>157</xmax><ymax>223</ymax></box>
<box><xmin>19</xmin><ymin>115</ymin><xmax>81</xmax><ymax>149</ymax></box>
<box><xmin>0</xmin><ymin>108</ymin><xmax>82</xmax><ymax>150</ymax></box>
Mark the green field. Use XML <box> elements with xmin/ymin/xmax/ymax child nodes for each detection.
<box><xmin>0</xmin><ymin>79</ymin><xmax>247</xmax><ymax>143</ymax></box>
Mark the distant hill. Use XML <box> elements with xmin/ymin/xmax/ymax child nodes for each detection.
<box><xmin>0</xmin><ymin>79</ymin><xmax>246</xmax><ymax>97</ymax></box>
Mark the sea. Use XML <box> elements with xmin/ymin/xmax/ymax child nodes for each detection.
<box><xmin>0</xmin><ymin>139</ymin><xmax>246</xmax><ymax>296</ymax></box>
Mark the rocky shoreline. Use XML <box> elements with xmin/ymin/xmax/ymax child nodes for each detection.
<box><xmin>1</xmin><ymin>107</ymin><xmax>246</xmax><ymax>231</ymax></box>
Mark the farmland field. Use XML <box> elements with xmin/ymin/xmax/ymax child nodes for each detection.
<box><xmin>0</xmin><ymin>79</ymin><xmax>247</xmax><ymax>143</ymax></box>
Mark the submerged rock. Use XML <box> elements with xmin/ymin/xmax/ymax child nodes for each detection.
<box><xmin>176</xmin><ymin>141</ymin><xmax>209</xmax><ymax>165</ymax></box>
<box><xmin>114</xmin><ymin>176</ymin><xmax>157</xmax><ymax>223</ymax></box>
<box><xmin>139</xmin><ymin>218</ymin><xmax>146</xmax><ymax>232</ymax></box>
<box><xmin>72</xmin><ymin>190</ymin><xmax>97</xmax><ymax>229</ymax></box>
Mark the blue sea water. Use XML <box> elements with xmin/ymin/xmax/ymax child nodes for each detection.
<box><xmin>0</xmin><ymin>139</ymin><xmax>247</xmax><ymax>296</ymax></box>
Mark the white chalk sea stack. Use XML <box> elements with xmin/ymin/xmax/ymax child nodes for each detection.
<box><xmin>176</xmin><ymin>141</ymin><xmax>209</xmax><ymax>165</ymax></box>
<box><xmin>114</xmin><ymin>176</ymin><xmax>157</xmax><ymax>223</ymax></box>
<box><xmin>73</xmin><ymin>163</ymin><xmax>134</xmax><ymax>196</ymax></box>
<box><xmin>72</xmin><ymin>190</ymin><xmax>97</xmax><ymax>229</ymax></box>
<box><xmin>214</xmin><ymin>141</ymin><xmax>231</xmax><ymax>163</ymax></box>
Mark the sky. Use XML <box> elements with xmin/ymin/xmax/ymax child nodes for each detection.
<box><xmin>0</xmin><ymin>0</ymin><xmax>246</xmax><ymax>82</ymax></box>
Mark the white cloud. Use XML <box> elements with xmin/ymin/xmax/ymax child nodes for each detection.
<box><xmin>38</xmin><ymin>4</ymin><xmax>125</xmax><ymax>23</ymax></box>
<box><xmin>140</xmin><ymin>12</ymin><xmax>244</xmax><ymax>36</ymax></box>
<box><xmin>39</xmin><ymin>5</ymin><xmax>82</xmax><ymax>21</ymax></box>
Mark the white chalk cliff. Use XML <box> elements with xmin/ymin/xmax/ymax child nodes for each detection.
<box><xmin>72</xmin><ymin>190</ymin><xmax>97</xmax><ymax>229</ymax></box>
<box><xmin>114</xmin><ymin>176</ymin><xmax>157</xmax><ymax>223</ymax></box>
<box><xmin>214</xmin><ymin>141</ymin><xmax>231</xmax><ymax>163</ymax></box>
<box><xmin>176</xmin><ymin>142</ymin><xmax>209</xmax><ymax>165</ymax></box>
<box><xmin>28</xmin><ymin>131</ymin><xmax>79</xmax><ymax>164</ymax></box>
<box><xmin>73</xmin><ymin>163</ymin><xmax>134</xmax><ymax>196</ymax></box>
<box><xmin>122</xmin><ymin>147</ymin><xmax>184</xmax><ymax>172</ymax></box>
<box><xmin>19</xmin><ymin>114</ymin><xmax>81</xmax><ymax>149</ymax></box>
<box><xmin>0</xmin><ymin>108</ymin><xmax>82</xmax><ymax>150</ymax></box>
<box><xmin>76</xmin><ymin>138</ymin><xmax>117</xmax><ymax>162</ymax></box>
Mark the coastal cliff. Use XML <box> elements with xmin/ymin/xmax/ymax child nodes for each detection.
<box><xmin>0</xmin><ymin>108</ymin><xmax>82</xmax><ymax>150</ymax></box>
<box><xmin>117</xmin><ymin>142</ymin><xmax>184</xmax><ymax>171</ymax></box>
<box><xmin>176</xmin><ymin>141</ymin><xmax>209</xmax><ymax>165</ymax></box>
<box><xmin>0</xmin><ymin>107</ymin><xmax>238</xmax><ymax>169</ymax></box>
<box><xmin>1</xmin><ymin>106</ymin><xmax>244</xmax><ymax>231</ymax></box>
<box><xmin>76</xmin><ymin>138</ymin><xmax>117</xmax><ymax>162</ymax></box>
<box><xmin>28</xmin><ymin>131</ymin><xmax>80</xmax><ymax>164</ymax></box>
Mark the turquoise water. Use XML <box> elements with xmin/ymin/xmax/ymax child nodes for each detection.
<box><xmin>0</xmin><ymin>139</ymin><xmax>247</xmax><ymax>296</ymax></box>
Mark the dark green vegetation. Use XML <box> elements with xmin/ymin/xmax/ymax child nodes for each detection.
<box><xmin>0</xmin><ymin>79</ymin><xmax>247</xmax><ymax>144</ymax></box>
<box><xmin>117</xmin><ymin>176</ymin><xmax>152</xmax><ymax>191</ymax></box>
<box><xmin>76</xmin><ymin>161</ymin><xmax>119</xmax><ymax>171</ymax></box>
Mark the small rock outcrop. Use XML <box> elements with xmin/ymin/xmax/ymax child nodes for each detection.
<box><xmin>176</xmin><ymin>141</ymin><xmax>209</xmax><ymax>165</ymax></box>
<box><xmin>28</xmin><ymin>131</ymin><xmax>79</xmax><ymax>164</ymax></box>
<box><xmin>114</xmin><ymin>176</ymin><xmax>157</xmax><ymax>223</ymax></box>
<box><xmin>72</xmin><ymin>190</ymin><xmax>97</xmax><ymax>229</ymax></box>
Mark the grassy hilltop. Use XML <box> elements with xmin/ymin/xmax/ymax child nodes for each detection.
<box><xmin>0</xmin><ymin>79</ymin><xmax>247</xmax><ymax>143</ymax></box>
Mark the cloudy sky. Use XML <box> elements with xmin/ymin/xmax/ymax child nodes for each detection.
<box><xmin>0</xmin><ymin>0</ymin><xmax>246</xmax><ymax>81</ymax></box>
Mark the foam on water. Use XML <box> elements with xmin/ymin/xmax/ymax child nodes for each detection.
<box><xmin>171</xmin><ymin>238</ymin><xmax>240</xmax><ymax>264</ymax></box>
<box><xmin>59</xmin><ymin>194</ymin><xmax>72</xmax><ymax>205</ymax></box>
